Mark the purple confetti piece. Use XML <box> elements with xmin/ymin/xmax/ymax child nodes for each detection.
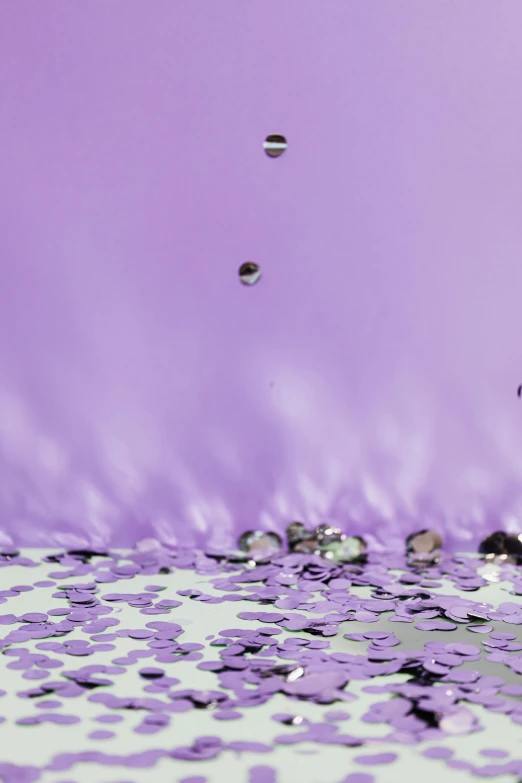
<box><xmin>339</xmin><ymin>776</ymin><xmax>375</xmax><ymax>783</ymax></box>
<box><xmin>445</xmin><ymin>642</ymin><xmax>480</xmax><ymax>656</ymax></box>
<box><xmin>20</xmin><ymin>613</ymin><xmax>48</xmax><ymax>623</ymax></box>
<box><xmin>502</xmin><ymin>614</ymin><xmax>522</xmax><ymax>624</ymax></box>
<box><xmin>213</xmin><ymin>709</ymin><xmax>242</xmax><ymax>720</ymax></box>
<box><xmin>95</xmin><ymin>714</ymin><xmax>124</xmax><ymax>723</ymax></box>
<box><xmin>227</xmin><ymin>741</ymin><xmax>272</xmax><ymax>754</ymax></box>
<box><xmin>353</xmin><ymin>612</ymin><xmax>379</xmax><ymax>623</ymax></box>
<box><xmin>445</xmin><ymin>760</ymin><xmax>474</xmax><ymax>771</ymax></box>
<box><xmin>248</xmin><ymin>766</ymin><xmax>277</xmax><ymax>783</ymax></box>
<box><xmin>0</xmin><ymin>615</ymin><xmax>17</xmax><ymax>625</ymax></box>
<box><xmin>89</xmin><ymin>730</ymin><xmax>115</xmax><ymax>740</ymax></box>
<box><xmin>354</xmin><ymin>753</ymin><xmax>398</xmax><ymax>766</ymax></box>
<box><xmin>414</xmin><ymin>621</ymin><xmax>457</xmax><ymax>631</ymax></box>
<box><xmin>501</xmin><ymin>684</ymin><xmax>522</xmax><ymax>696</ymax></box>
<box><xmin>325</xmin><ymin>710</ymin><xmax>351</xmax><ymax>721</ymax></box>
<box><xmin>423</xmin><ymin>661</ymin><xmax>450</xmax><ymax>675</ymax></box>
<box><xmin>498</xmin><ymin>602</ymin><xmax>520</xmax><ymax>613</ymax></box>
<box><xmin>422</xmin><ymin>747</ymin><xmax>454</xmax><ymax>759</ymax></box>
<box><xmin>127</xmin><ymin>630</ymin><xmax>154</xmax><ymax>640</ymax></box>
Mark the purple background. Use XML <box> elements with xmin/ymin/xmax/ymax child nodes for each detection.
<box><xmin>1</xmin><ymin>2</ymin><xmax>522</xmax><ymax>549</ymax></box>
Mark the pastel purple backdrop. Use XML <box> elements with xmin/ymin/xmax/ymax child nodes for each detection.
<box><xmin>1</xmin><ymin>2</ymin><xmax>522</xmax><ymax>550</ymax></box>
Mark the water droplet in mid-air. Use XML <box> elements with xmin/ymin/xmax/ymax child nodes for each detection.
<box><xmin>239</xmin><ymin>262</ymin><xmax>262</xmax><ymax>286</ymax></box>
<box><xmin>263</xmin><ymin>133</ymin><xmax>287</xmax><ymax>158</ymax></box>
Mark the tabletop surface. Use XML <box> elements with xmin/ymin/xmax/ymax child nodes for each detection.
<box><xmin>0</xmin><ymin>546</ymin><xmax>520</xmax><ymax>783</ymax></box>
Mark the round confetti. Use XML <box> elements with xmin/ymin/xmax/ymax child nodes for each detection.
<box><xmin>355</xmin><ymin>753</ymin><xmax>398</xmax><ymax>766</ymax></box>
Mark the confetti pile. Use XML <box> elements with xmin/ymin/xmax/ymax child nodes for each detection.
<box><xmin>0</xmin><ymin>543</ymin><xmax>521</xmax><ymax>782</ymax></box>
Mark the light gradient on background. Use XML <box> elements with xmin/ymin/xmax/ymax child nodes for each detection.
<box><xmin>1</xmin><ymin>2</ymin><xmax>522</xmax><ymax>548</ymax></box>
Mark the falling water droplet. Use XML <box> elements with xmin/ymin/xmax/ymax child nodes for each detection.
<box><xmin>239</xmin><ymin>262</ymin><xmax>262</xmax><ymax>286</ymax></box>
<box><xmin>263</xmin><ymin>133</ymin><xmax>287</xmax><ymax>158</ymax></box>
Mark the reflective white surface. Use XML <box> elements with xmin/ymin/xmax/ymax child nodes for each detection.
<box><xmin>0</xmin><ymin>552</ymin><xmax>519</xmax><ymax>782</ymax></box>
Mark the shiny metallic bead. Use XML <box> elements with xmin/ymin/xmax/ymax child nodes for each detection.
<box><xmin>293</xmin><ymin>538</ymin><xmax>321</xmax><ymax>555</ymax></box>
<box><xmin>406</xmin><ymin>529</ymin><xmax>443</xmax><ymax>566</ymax></box>
<box><xmin>406</xmin><ymin>530</ymin><xmax>443</xmax><ymax>554</ymax></box>
<box><xmin>316</xmin><ymin>524</ymin><xmax>343</xmax><ymax>545</ymax></box>
<box><xmin>286</xmin><ymin>521</ymin><xmax>320</xmax><ymax>553</ymax></box>
<box><xmin>322</xmin><ymin>535</ymin><xmax>367</xmax><ymax>563</ymax></box>
<box><xmin>237</xmin><ymin>530</ymin><xmax>282</xmax><ymax>559</ymax></box>
<box><xmin>479</xmin><ymin>531</ymin><xmax>522</xmax><ymax>562</ymax></box>
<box><xmin>479</xmin><ymin>530</ymin><xmax>508</xmax><ymax>555</ymax></box>
<box><xmin>286</xmin><ymin>521</ymin><xmax>309</xmax><ymax>544</ymax></box>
